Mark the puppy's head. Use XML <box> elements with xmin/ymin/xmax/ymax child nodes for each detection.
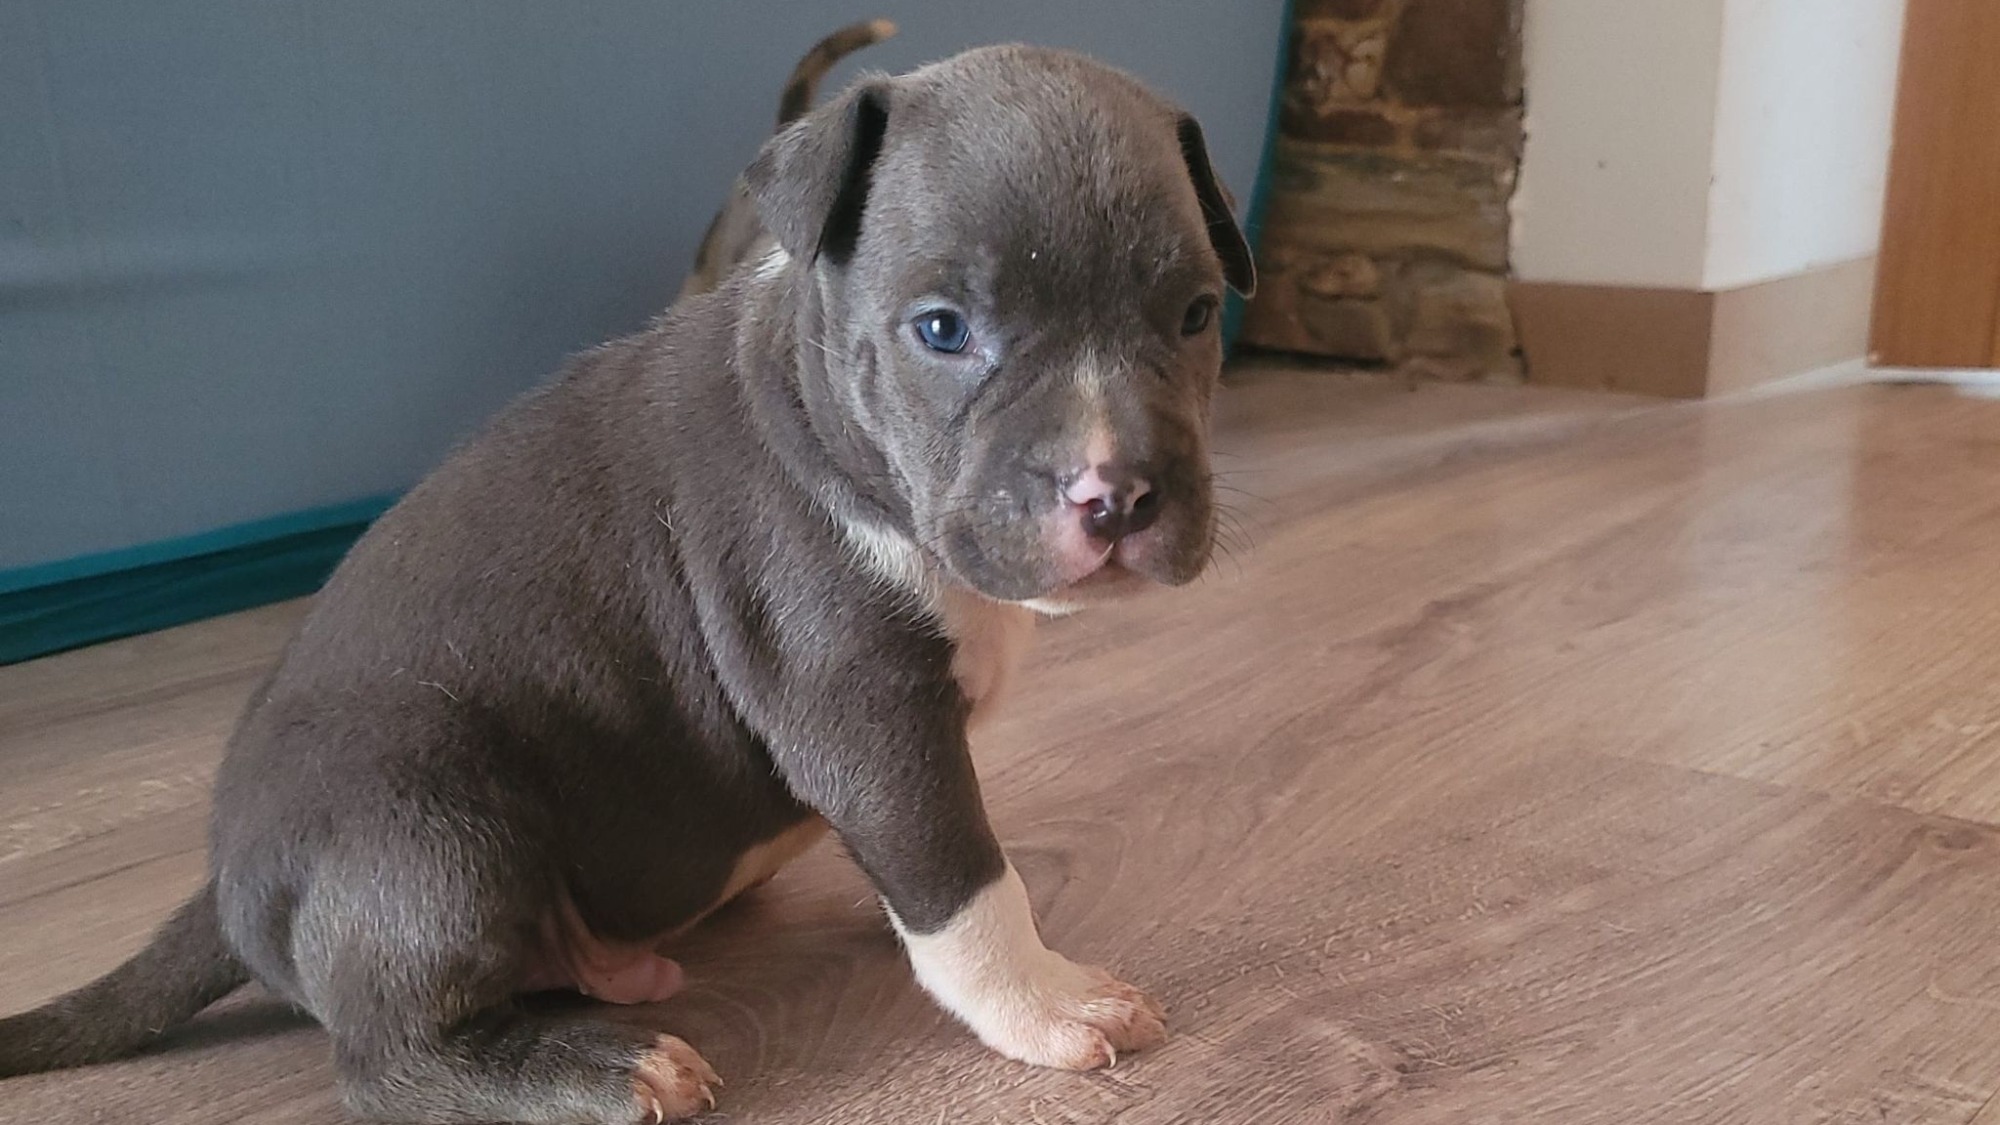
<box><xmin>746</xmin><ymin>46</ymin><xmax>1255</xmax><ymax>605</ymax></box>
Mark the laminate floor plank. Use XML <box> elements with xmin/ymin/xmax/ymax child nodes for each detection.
<box><xmin>4</xmin><ymin>370</ymin><xmax>1997</xmax><ymax>1124</ymax></box>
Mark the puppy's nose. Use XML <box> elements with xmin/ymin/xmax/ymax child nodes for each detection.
<box><xmin>1062</xmin><ymin>463</ymin><xmax>1159</xmax><ymax>541</ymax></box>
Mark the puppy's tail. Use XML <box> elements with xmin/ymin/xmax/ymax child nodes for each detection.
<box><xmin>774</xmin><ymin>18</ymin><xmax>897</xmax><ymax>127</ymax></box>
<box><xmin>0</xmin><ymin>882</ymin><xmax>247</xmax><ymax>1076</ymax></box>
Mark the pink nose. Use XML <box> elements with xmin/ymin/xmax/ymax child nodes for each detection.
<box><xmin>1062</xmin><ymin>464</ymin><xmax>1159</xmax><ymax>541</ymax></box>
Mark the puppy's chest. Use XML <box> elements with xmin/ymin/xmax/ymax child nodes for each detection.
<box><xmin>938</xmin><ymin>591</ymin><xmax>1038</xmax><ymax>729</ymax></box>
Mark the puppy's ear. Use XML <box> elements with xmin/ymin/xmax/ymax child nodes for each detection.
<box><xmin>745</xmin><ymin>79</ymin><xmax>891</xmax><ymax>266</ymax></box>
<box><xmin>1175</xmin><ymin>114</ymin><xmax>1257</xmax><ymax>297</ymax></box>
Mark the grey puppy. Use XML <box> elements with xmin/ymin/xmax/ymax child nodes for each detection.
<box><xmin>0</xmin><ymin>44</ymin><xmax>1255</xmax><ymax>1125</ymax></box>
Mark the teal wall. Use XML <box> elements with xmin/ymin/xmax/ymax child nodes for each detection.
<box><xmin>0</xmin><ymin>0</ymin><xmax>1290</xmax><ymax>662</ymax></box>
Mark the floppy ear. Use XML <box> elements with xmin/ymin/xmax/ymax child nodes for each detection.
<box><xmin>745</xmin><ymin>79</ymin><xmax>892</xmax><ymax>266</ymax></box>
<box><xmin>1175</xmin><ymin>114</ymin><xmax>1257</xmax><ymax>297</ymax></box>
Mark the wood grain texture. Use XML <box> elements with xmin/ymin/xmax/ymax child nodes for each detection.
<box><xmin>1870</xmin><ymin>0</ymin><xmax>2000</xmax><ymax>368</ymax></box>
<box><xmin>6</xmin><ymin>367</ymin><xmax>2000</xmax><ymax>1124</ymax></box>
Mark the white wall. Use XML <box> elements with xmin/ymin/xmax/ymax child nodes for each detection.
<box><xmin>1513</xmin><ymin>0</ymin><xmax>1906</xmax><ymax>292</ymax></box>
<box><xmin>1703</xmin><ymin>0</ymin><xmax>1908</xmax><ymax>289</ymax></box>
<box><xmin>1512</xmin><ymin>0</ymin><xmax>1727</xmax><ymax>289</ymax></box>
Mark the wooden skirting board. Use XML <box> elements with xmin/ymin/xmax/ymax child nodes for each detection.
<box><xmin>1513</xmin><ymin>255</ymin><xmax>1877</xmax><ymax>398</ymax></box>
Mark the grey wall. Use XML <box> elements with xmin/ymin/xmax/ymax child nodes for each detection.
<box><xmin>0</xmin><ymin>0</ymin><xmax>1286</xmax><ymax>573</ymax></box>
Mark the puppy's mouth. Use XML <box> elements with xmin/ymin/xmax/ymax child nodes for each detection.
<box><xmin>1037</xmin><ymin>523</ymin><xmax>1190</xmax><ymax>604</ymax></box>
<box><xmin>1060</xmin><ymin>554</ymin><xmax>1154</xmax><ymax>596</ymax></box>
<box><xmin>1073</xmin><ymin>555</ymin><xmax>1131</xmax><ymax>585</ymax></box>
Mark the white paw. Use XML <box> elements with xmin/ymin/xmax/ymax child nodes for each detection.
<box><xmin>976</xmin><ymin>957</ymin><xmax>1168</xmax><ymax>1070</ymax></box>
<box><xmin>896</xmin><ymin>863</ymin><xmax>1169</xmax><ymax>1071</ymax></box>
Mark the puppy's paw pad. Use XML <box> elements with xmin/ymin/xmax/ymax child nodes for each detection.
<box><xmin>630</xmin><ymin>1035</ymin><xmax>721</xmax><ymax>1122</ymax></box>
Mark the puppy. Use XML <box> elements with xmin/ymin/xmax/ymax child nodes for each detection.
<box><xmin>0</xmin><ymin>44</ymin><xmax>1255</xmax><ymax>1124</ymax></box>
<box><xmin>677</xmin><ymin>18</ymin><xmax>898</xmax><ymax>301</ymax></box>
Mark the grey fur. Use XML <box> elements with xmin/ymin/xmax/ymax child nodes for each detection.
<box><xmin>0</xmin><ymin>44</ymin><xmax>1254</xmax><ymax>1125</ymax></box>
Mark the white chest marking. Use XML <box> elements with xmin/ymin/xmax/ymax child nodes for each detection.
<box><xmin>939</xmin><ymin>590</ymin><xmax>1036</xmax><ymax>727</ymax></box>
<box><xmin>752</xmin><ymin>245</ymin><xmax>792</xmax><ymax>281</ymax></box>
<box><xmin>833</xmin><ymin>513</ymin><xmax>1037</xmax><ymax>725</ymax></box>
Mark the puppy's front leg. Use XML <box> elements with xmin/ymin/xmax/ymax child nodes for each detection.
<box><xmin>789</xmin><ymin>718</ymin><xmax>1165</xmax><ymax>1070</ymax></box>
<box><xmin>891</xmin><ymin>859</ymin><xmax>1166</xmax><ymax>1070</ymax></box>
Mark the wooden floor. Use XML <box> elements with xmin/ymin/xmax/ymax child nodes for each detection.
<box><xmin>7</xmin><ymin>365</ymin><xmax>2000</xmax><ymax>1124</ymax></box>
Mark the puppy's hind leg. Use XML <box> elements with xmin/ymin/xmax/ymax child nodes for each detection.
<box><xmin>335</xmin><ymin>1008</ymin><xmax>718</xmax><ymax>1125</ymax></box>
<box><xmin>291</xmin><ymin>828</ymin><xmax>718</xmax><ymax>1125</ymax></box>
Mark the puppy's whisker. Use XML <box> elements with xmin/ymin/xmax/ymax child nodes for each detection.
<box><xmin>1214</xmin><ymin>511</ymin><xmax>1260</xmax><ymax>552</ymax></box>
<box><xmin>1211</xmin><ymin>486</ymin><xmax>1278</xmax><ymax>512</ymax></box>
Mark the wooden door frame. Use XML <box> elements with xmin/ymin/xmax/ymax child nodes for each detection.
<box><xmin>1869</xmin><ymin>0</ymin><xmax>2000</xmax><ymax>369</ymax></box>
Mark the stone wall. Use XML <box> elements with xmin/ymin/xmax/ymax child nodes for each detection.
<box><xmin>1240</xmin><ymin>0</ymin><xmax>1525</xmax><ymax>381</ymax></box>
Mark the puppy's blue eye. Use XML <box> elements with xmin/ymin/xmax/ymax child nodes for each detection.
<box><xmin>914</xmin><ymin>310</ymin><xmax>971</xmax><ymax>354</ymax></box>
<box><xmin>1181</xmin><ymin>296</ymin><xmax>1218</xmax><ymax>337</ymax></box>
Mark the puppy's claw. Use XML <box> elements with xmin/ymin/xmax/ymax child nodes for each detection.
<box><xmin>631</xmin><ymin>1034</ymin><xmax>721</xmax><ymax>1122</ymax></box>
<box><xmin>976</xmin><ymin>964</ymin><xmax>1168</xmax><ymax>1071</ymax></box>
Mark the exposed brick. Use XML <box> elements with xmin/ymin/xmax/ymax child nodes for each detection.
<box><xmin>1295</xmin><ymin>0</ymin><xmax>1387</xmax><ymax>17</ymax></box>
<box><xmin>1249</xmin><ymin>0</ymin><xmax>1523</xmax><ymax>381</ymax></box>
<box><xmin>1382</xmin><ymin>0</ymin><xmax>1514</xmax><ymax>108</ymax></box>
<box><xmin>1401</xmin><ymin>264</ymin><xmax>1518</xmax><ymax>372</ymax></box>
<box><xmin>1281</xmin><ymin>105</ymin><xmax>1399</xmax><ymax>147</ymax></box>
<box><xmin>1239</xmin><ymin>263</ymin><xmax>1398</xmax><ymax>362</ymax></box>
<box><xmin>1411</xmin><ymin>108</ymin><xmax>1523</xmax><ymax>162</ymax></box>
<box><xmin>1301</xmin><ymin>253</ymin><xmax>1382</xmax><ymax>300</ymax></box>
<box><xmin>1256</xmin><ymin>146</ymin><xmax>1510</xmax><ymax>271</ymax></box>
<box><xmin>1286</xmin><ymin>21</ymin><xmax>1388</xmax><ymax>110</ymax></box>
<box><xmin>1300</xmin><ymin>297</ymin><xmax>1398</xmax><ymax>361</ymax></box>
